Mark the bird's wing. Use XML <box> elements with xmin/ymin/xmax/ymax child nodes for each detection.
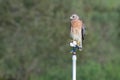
<box><xmin>82</xmin><ymin>24</ymin><xmax>86</xmax><ymax>40</ymax></box>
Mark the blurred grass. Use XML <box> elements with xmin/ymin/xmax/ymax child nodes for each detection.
<box><xmin>0</xmin><ymin>0</ymin><xmax>120</xmax><ymax>80</ymax></box>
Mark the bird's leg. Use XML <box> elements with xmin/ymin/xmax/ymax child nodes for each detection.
<box><xmin>77</xmin><ymin>41</ymin><xmax>80</xmax><ymax>46</ymax></box>
<box><xmin>77</xmin><ymin>41</ymin><xmax>82</xmax><ymax>51</ymax></box>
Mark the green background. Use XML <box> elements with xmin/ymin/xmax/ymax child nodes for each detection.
<box><xmin>0</xmin><ymin>0</ymin><xmax>120</xmax><ymax>80</ymax></box>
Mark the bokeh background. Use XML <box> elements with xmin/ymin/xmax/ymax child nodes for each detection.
<box><xmin>0</xmin><ymin>0</ymin><xmax>120</xmax><ymax>80</ymax></box>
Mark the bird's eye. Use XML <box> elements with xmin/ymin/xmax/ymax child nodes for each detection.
<box><xmin>72</xmin><ymin>16</ymin><xmax>75</xmax><ymax>18</ymax></box>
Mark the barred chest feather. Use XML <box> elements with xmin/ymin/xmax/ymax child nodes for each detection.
<box><xmin>70</xmin><ymin>27</ymin><xmax>82</xmax><ymax>41</ymax></box>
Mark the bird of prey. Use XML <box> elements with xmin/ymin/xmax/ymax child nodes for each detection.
<box><xmin>70</xmin><ymin>14</ymin><xmax>85</xmax><ymax>50</ymax></box>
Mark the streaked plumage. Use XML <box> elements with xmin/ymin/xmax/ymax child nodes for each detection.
<box><xmin>70</xmin><ymin>14</ymin><xmax>85</xmax><ymax>49</ymax></box>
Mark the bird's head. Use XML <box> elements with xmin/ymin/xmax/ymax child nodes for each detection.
<box><xmin>70</xmin><ymin>14</ymin><xmax>79</xmax><ymax>20</ymax></box>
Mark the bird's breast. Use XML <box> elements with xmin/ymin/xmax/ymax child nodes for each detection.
<box><xmin>71</xmin><ymin>20</ymin><xmax>82</xmax><ymax>28</ymax></box>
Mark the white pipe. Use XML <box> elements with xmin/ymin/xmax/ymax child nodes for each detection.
<box><xmin>72</xmin><ymin>54</ymin><xmax>77</xmax><ymax>80</ymax></box>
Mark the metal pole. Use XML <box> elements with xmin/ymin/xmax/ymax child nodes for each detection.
<box><xmin>70</xmin><ymin>41</ymin><xmax>79</xmax><ymax>80</ymax></box>
<box><xmin>72</xmin><ymin>54</ymin><xmax>77</xmax><ymax>80</ymax></box>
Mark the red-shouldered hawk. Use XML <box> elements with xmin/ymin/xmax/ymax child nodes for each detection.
<box><xmin>70</xmin><ymin>14</ymin><xmax>85</xmax><ymax>50</ymax></box>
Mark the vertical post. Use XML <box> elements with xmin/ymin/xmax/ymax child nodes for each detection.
<box><xmin>72</xmin><ymin>54</ymin><xmax>77</xmax><ymax>80</ymax></box>
<box><xmin>70</xmin><ymin>41</ymin><xmax>79</xmax><ymax>80</ymax></box>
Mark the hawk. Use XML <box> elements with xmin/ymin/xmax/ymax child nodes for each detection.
<box><xmin>70</xmin><ymin>14</ymin><xmax>85</xmax><ymax>50</ymax></box>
